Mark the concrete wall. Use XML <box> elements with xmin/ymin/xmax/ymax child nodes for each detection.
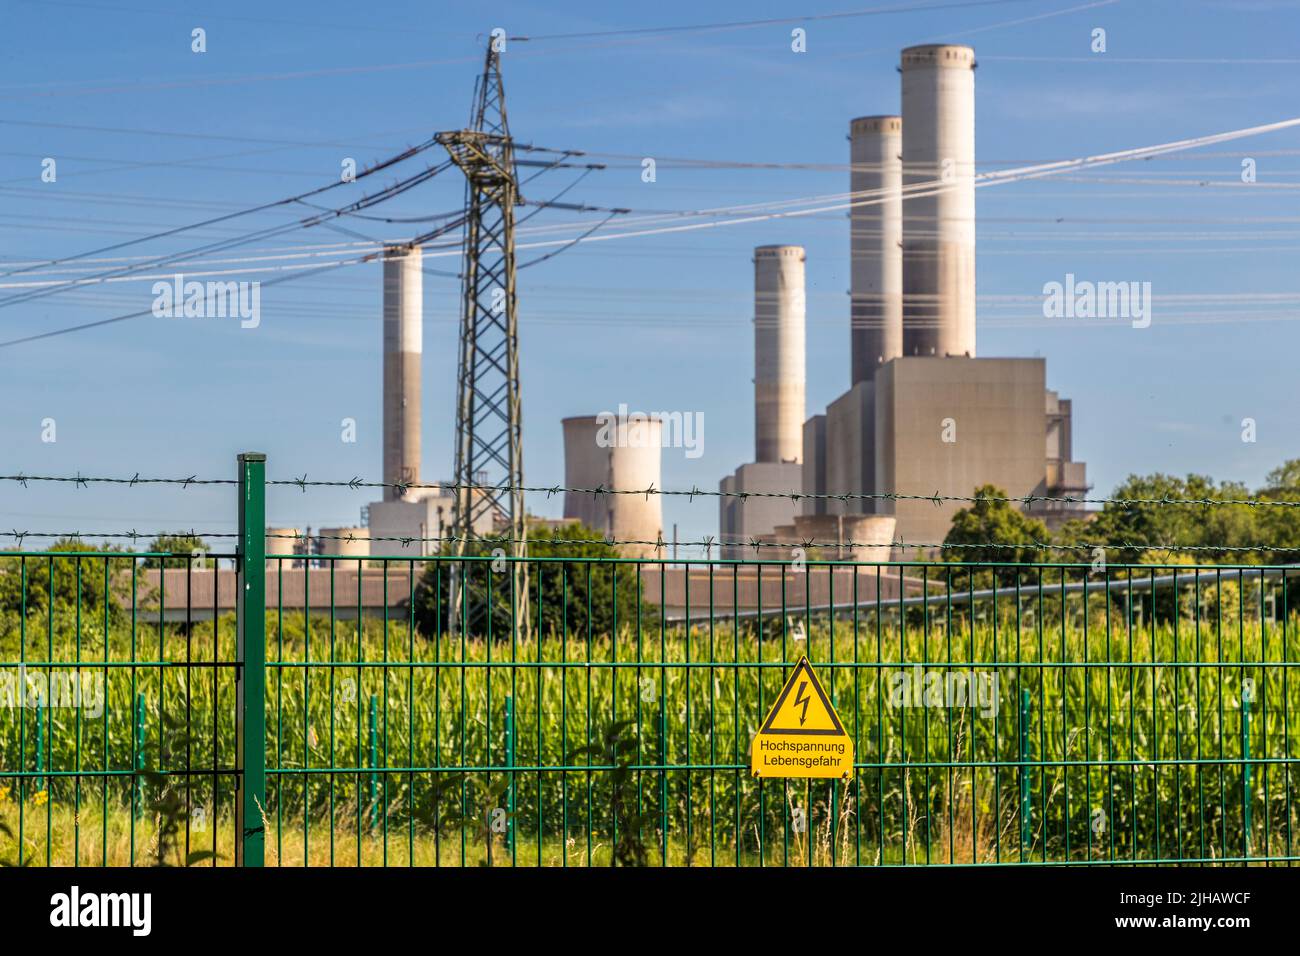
<box><xmin>801</xmin><ymin>414</ymin><xmax>827</xmax><ymax>516</ymax></box>
<box><xmin>719</xmin><ymin>461</ymin><xmax>802</xmax><ymax>559</ymax></box>
<box><xmin>787</xmin><ymin>513</ymin><xmax>896</xmax><ymax>562</ymax></box>
<box><xmin>140</xmin><ymin>565</ymin><xmax>921</xmax><ymax>623</ymax></box>
<box><xmin>874</xmin><ymin>357</ymin><xmax>1046</xmax><ymax>547</ymax></box>
<box><xmin>1034</xmin><ymin>390</ymin><xmax>1090</xmax><ymax>529</ymax></box>
<box><xmin>367</xmin><ymin>494</ymin><xmax>455</xmax><ymax>557</ymax></box>
<box><xmin>824</xmin><ymin>380</ymin><xmax>875</xmax><ymax>516</ymax></box>
<box><xmin>849</xmin><ymin>116</ymin><xmax>903</xmax><ymax>385</ymax></box>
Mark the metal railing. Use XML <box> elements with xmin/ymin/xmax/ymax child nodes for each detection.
<box><xmin>1</xmin><ymin>453</ymin><xmax>1297</xmax><ymax>866</ymax></box>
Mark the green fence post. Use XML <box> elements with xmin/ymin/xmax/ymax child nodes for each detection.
<box><xmin>34</xmin><ymin>702</ymin><xmax>44</xmax><ymax>793</ymax></box>
<box><xmin>134</xmin><ymin>692</ymin><xmax>146</xmax><ymax>818</ymax></box>
<box><xmin>1242</xmin><ymin>690</ymin><xmax>1253</xmax><ymax>858</ymax></box>
<box><xmin>1019</xmin><ymin>689</ymin><xmax>1032</xmax><ymax>851</ymax></box>
<box><xmin>659</xmin><ymin>695</ymin><xmax>668</xmax><ymax>866</ymax></box>
<box><xmin>504</xmin><ymin>694</ymin><xmax>516</xmax><ymax>853</ymax></box>
<box><xmin>236</xmin><ymin>452</ymin><xmax>267</xmax><ymax>867</ymax></box>
<box><xmin>368</xmin><ymin>694</ymin><xmax>379</xmax><ymax>831</ymax></box>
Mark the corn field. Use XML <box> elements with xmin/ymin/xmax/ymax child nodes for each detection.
<box><xmin>2</xmin><ymin>564</ymin><xmax>1297</xmax><ymax>866</ymax></box>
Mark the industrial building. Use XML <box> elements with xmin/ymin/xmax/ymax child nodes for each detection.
<box><xmin>562</xmin><ymin>413</ymin><xmax>665</xmax><ymax>558</ymax></box>
<box><xmin>718</xmin><ymin>246</ymin><xmax>806</xmax><ymax>559</ymax></box>
<box><xmin>720</xmin><ymin>44</ymin><xmax>1090</xmax><ymax>558</ymax></box>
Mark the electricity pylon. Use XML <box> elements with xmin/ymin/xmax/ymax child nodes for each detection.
<box><xmin>437</xmin><ymin>41</ymin><xmax>528</xmax><ymax>637</ymax></box>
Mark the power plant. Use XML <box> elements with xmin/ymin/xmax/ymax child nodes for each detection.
<box><xmin>294</xmin><ymin>42</ymin><xmax>1087</xmax><ymax>564</ymax></box>
<box><xmin>722</xmin><ymin>43</ymin><xmax>1089</xmax><ymax>557</ymax></box>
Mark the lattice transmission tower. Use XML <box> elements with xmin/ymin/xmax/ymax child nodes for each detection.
<box><xmin>437</xmin><ymin>41</ymin><xmax>528</xmax><ymax>633</ymax></box>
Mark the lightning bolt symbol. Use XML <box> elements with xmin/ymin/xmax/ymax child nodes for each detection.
<box><xmin>793</xmin><ymin>681</ymin><xmax>810</xmax><ymax>726</ymax></box>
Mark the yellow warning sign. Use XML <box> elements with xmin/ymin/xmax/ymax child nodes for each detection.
<box><xmin>750</xmin><ymin>656</ymin><xmax>853</xmax><ymax>779</ymax></box>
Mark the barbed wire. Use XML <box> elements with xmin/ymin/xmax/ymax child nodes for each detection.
<box><xmin>3</xmin><ymin>471</ymin><xmax>1300</xmax><ymax>511</ymax></box>
<box><xmin>3</xmin><ymin>528</ymin><xmax>1299</xmax><ymax>557</ymax></box>
<box><xmin>0</xmin><ymin>472</ymin><xmax>234</xmax><ymax>488</ymax></box>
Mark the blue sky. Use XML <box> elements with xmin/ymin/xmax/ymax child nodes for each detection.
<box><xmin>3</xmin><ymin>0</ymin><xmax>1300</xmax><ymax>550</ymax></box>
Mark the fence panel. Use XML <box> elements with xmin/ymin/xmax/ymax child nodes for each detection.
<box><xmin>250</xmin><ymin>554</ymin><xmax>1298</xmax><ymax>867</ymax></box>
<box><xmin>0</xmin><ymin>547</ymin><xmax>239</xmax><ymax>866</ymax></box>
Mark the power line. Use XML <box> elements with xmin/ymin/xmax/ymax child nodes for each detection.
<box><xmin>982</xmin><ymin>55</ymin><xmax>1300</xmax><ymax>64</ymax></box>
<box><xmin>824</xmin><ymin>0</ymin><xmax>1122</xmax><ymax>58</ymax></box>
<box><xmin>512</xmin><ymin>0</ymin><xmax>1043</xmax><ymax>41</ymax></box>
<box><xmin>24</xmin><ymin>0</ymin><xmax>430</xmax><ymax>35</ymax></box>
<box><xmin>0</xmin><ymin>116</ymin><xmax>427</xmax><ymax>150</ymax></box>
<box><xmin>0</xmin><ymin>138</ymin><xmax>442</xmax><ymax>282</ymax></box>
<box><xmin>0</xmin><ymin>156</ymin><xmax>454</xmax><ymax>306</ymax></box>
<box><xmin>10</xmin><ymin>114</ymin><xmax>1298</xmax><ymax>291</ymax></box>
<box><xmin>0</xmin><ymin>257</ymin><xmax>364</xmax><ymax>348</ymax></box>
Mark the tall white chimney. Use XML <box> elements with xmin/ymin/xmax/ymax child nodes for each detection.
<box><xmin>753</xmin><ymin>245</ymin><xmax>806</xmax><ymax>464</ymax></box>
<box><xmin>901</xmin><ymin>44</ymin><xmax>976</xmax><ymax>359</ymax></box>
<box><xmin>849</xmin><ymin>115</ymin><xmax>903</xmax><ymax>384</ymax></box>
<box><xmin>382</xmin><ymin>245</ymin><xmax>422</xmax><ymax>501</ymax></box>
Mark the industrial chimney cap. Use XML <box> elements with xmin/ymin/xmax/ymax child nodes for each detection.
<box><xmin>849</xmin><ymin>115</ymin><xmax>901</xmax><ymax>134</ymax></box>
<box><xmin>563</xmin><ymin>412</ymin><xmax>664</xmax><ymax>425</ymax></box>
<box><xmin>754</xmin><ymin>244</ymin><xmax>805</xmax><ymax>257</ymax></box>
<box><xmin>900</xmin><ymin>44</ymin><xmax>975</xmax><ymax>69</ymax></box>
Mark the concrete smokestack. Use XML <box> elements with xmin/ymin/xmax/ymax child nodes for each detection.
<box><xmin>849</xmin><ymin>115</ymin><xmax>903</xmax><ymax>384</ymax></box>
<box><xmin>382</xmin><ymin>245</ymin><xmax>422</xmax><ymax>501</ymax></box>
<box><xmin>901</xmin><ymin>44</ymin><xmax>976</xmax><ymax>359</ymax></box>
<box><xmin>753</xmin><ymin>245</ymin><xmax>805</xmax><ymax>464</ymax></box>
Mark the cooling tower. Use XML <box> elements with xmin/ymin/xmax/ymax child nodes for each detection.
<box><xmin>562</xmin><ymin>416</ymin><xmax>608</xmax><ymax>532</ymax></box>
<box><xmin>607</xmin><ymin>416</ymin><xmax>664</xmax><ymax>557</ymax></box>
<box><xmin>753</xmin><ymin>245</ymin><xmax>805</xmax><ymax>464</ymax></box>
<box><xmin>382</xmin><ymin>245</ymin><xmax>422</xmax><ymax>502</ymax></box>
<box><xmin>900</xmin><ymin>44</ymin><xmax>976</xmax><ymax>359</ymax></box>
<box><xmin>265</xmin><ymin>528</ymin><xmax>302</xmax><ymax>562</ymax></box>
<box><xmin>849</xmin><ymin>116</ymin><xmax>903</xmax><ymax>384</ymax></box>
<box><xmin>562</xmin><ymin>414</ymin><xmax>665</xmax><ymax>557</ymax></box>
<box><xmin>316</xmin><ymin>527</ymin><xmax>370</xmax><ymax>559</ymax></box>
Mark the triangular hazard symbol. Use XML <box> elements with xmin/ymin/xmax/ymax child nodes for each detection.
<box><xmin>759</xmin><ymin>657</ymin><xmax>846</xmax><ymax>736</ymax></box>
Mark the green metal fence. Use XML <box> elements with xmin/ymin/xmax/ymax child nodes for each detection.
<box><xmin>2</xmin><ymin>455</ymin><xmax>1298</xmax><ymax>866</ymax></box>
<box><xmin>0</xmin><ymin>545</ymin><xmax>241</xmax><ymax>866</ymax></box>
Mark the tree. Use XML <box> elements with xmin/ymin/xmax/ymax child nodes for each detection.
<box><xmin>0</xmin><ymin>537</ymin><xmax>132</xmax><ymax>621</ymax></box>
<box><xmin>1074</xmin><ymin>473</ymin><xmax>1261</xmax><ymax>566</ymax></box>
<box><xmin>140</xmin><ymin>534</ymin><xmax>210</xmax><ymax>569</ymax></box>
<box><xmin>413</xmin><ymin>523</ymin><xmax>656</xmax><ymax>640</ymax></box>
<box><xmin>942</xmin><ymin>484</ymin><xmax>1049</xmax><ymax>586</ymax></box>
<box><xmin>1255</xmin><ymin>459</ymin><xmax>1300</xmax><ymax>563</ymax></box>
<box><xmin>1254</xmin><ymin>459</ymin><xmax>1300</xmax><ymax>610</ymax></box>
